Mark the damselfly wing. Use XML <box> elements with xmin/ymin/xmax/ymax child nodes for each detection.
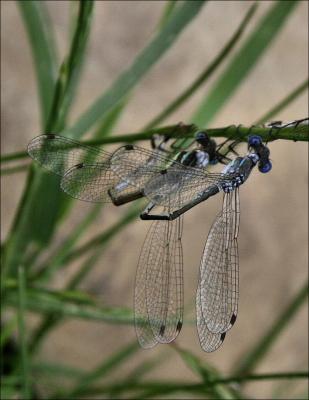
<box><xmin>135</xmin><ymin>215</ymin><xmax>184</xmax><ymax>348</ymax></box>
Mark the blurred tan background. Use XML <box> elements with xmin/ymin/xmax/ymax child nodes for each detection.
<box><xmin>1</xmin><ymin>1</ymin><xmax>308</xmax><ymax>398</ymax></box>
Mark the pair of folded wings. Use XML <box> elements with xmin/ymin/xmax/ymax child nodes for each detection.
<box><xmin>135</xmin><ymin>189</ymin><xmax>239</xmax><ymax>352</ymax></box>
<box><xmin>28</xmin><ymin>134</ymin><xmax>229</xmax><ymax>208</ymax></box>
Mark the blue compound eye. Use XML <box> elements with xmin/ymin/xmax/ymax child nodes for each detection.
<box><xmin>258</xmin><ymin>160</ymin><xmax>272</xmax><ymax>173</ymax></box>
<box><xmin>248</xmin><ymin>135</ymin><xmax>262</xmax><ymax>147</ymax></box>
<box><xmin>195</xmin><ymin>131</ymin><xmax>208</xmax><ymax>143</ymax></box>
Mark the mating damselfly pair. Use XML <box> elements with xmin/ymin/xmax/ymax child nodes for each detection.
<box><xmin>27</xmin><ymin>118</ymin><xmax>305</xmax><ymax>352</ymax></box>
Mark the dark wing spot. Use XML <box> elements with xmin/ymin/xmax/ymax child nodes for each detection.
<box><xmin>176</xmin><ymin>321</ymin><xmax>182</xmax><ymax>333</ymax></box>
<box><xmin>220</xmin><ymin>332</ymin><xmax>226</xmax><ymax>342</ymax></box>
<box><xmin>160</xmin><ymin>169</ymin><xmax>167</xmax><ymax>175</ymax></box>
<box><xmin>159</xmin><ymin>325</ymin><xmax>166</xmax><ymax>336</ymax></box>
<box><xmin>124</xmin><ymin>144</ymin><xmax>134</xmax><ymax>150</ymax></box>
<box><xmin>75</xmin><ymin>163</ymin><xmax>84</xmax><ymax>169</ymax></box>
<box><xmin>230</xmin><ymin>313</ymin><xmax>237</xmax><ymax>326</ymax></box>
<box><xmin>47</xmin><ymin>134</ymin><xmax>56</xmax><ymax>139</ymax></box>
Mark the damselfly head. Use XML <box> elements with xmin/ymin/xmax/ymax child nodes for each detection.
<box><xmin>258</xmin><ymin>160</ymin><xmax>272</xmax><ymax>173</ymax></box>
<box><xmin>248</xmin><ymin>134</ymin><xmax>262</xmax><ymax>147</ymax></box>
<box><xmin>195</xmin><ymin>131</ymin><xmax>210</xmax><ymax>146</ymax></box>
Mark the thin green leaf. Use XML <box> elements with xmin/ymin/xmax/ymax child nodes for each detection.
<box><xmin>255</xmin><ymin>78</ymin><xmax>309</xmax><ymax>124</ymax></box>
<box><xmin>192</xmin><ymin>1</ymin><xmax>299</xmax><ymax>127</ymax></box>
<box><xmin>28</xmin><ymin>203</ymin><xmax>142</xmax><ymax>352</ymax></box>
<box><xmin>172</xmin><ymin>344</ymin><xmax>239</xmax><ymax>400</ymax></box>
<box><xmin>145</xmin><ymin>2</ymin><xmax>258</xmax><ymax>130</ymax></box>
<box><xmin>92</xmin><ymin>99</ymin><xmax>128</xmax><ymax>139</ymax></box>
<box><xmin>64</xmin><ymin>202</ymin><xmax>142</xmax><ymax>264</ymax></box>
<box><xmin>0</xmin><ymin>151</ymin><xmax>28</xmax><ymax>163</ymax></box>
<box><xmin>64</xmin><ymin>0</ymin><xmax>207</xmax><ymax>139</ymax></box>
<box><xmin>157</xmin><ymin>0</ymin><xmax>179</xmax><ymax>29</ymax></box>
<box><xmin>32</xmin><ymin>204</ymin><xmax>102</xmax><ymax>282</ymax></box>
<box><xmin>0</xmin><ymin>165</ymin><xmax>29</xmax><ymax>175</ymax></box>
<box><xmin>32</xmin><ymin>362</ymin><xmax>86</xmax><ymax>379</ymax></box>
<box><xmin>65</xmin><ymin>372</ymin><xmax>308</xmax><ymax>398</ymax></box>
<box><xmin>64</xmin><ymin>342</ymin><xmax>139</xmax><ymax>398</ymax></box>
<box><xmin>92</xmin><ymin>1</ymin><xmax>181</xmax><ymax>141</ymax></box>
<box><xmin>1</xmin><ymin>385</ymin><xmax>19</xmax><ymax>400</ymax></box>
<box><xmin>6</xmin><ymin>285</ymin><xmax>134</xmax><ymax>325</ymax></box>
<box><xmin>234</xmin><ymin>281</ymin><xmax>308</xmax><ymax>376</ymax></box>
<box><xmin>17</xmin><ymin>265</ymin><xmax>31</xmax><ymax>400</ymax></box>
<box><xmin>18</xmin><ymin>0</ymin><xmax>57</xmax><ymax>127</ymax></box>
<box><xmin>3</xmin><ymin>1</ymin><xmax>95</xmax><ymax>280</ymax></box>
<box><xmin>0</xmin><ymin>316</ymin><xmax>17</xmax><ymax>348</ymax></box>
<box><xmin>106</xmin><ymin>355</ymin><xmax>166</xmax><ymax>398</ymax></box>
<box><xmin>46</xmin><ymin>0</ymin><xmax>94</xmax><ymax>132</ymax></box>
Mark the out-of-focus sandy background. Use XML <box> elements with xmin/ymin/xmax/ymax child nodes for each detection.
<box><xmin>1</xmin><ymin>1</ymin><xmax>308</xmax><ymax>398</ymax></box>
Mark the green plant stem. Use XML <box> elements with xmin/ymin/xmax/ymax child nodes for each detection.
<box><xmin>255</xmin><ymin>78</ymin><xmax>309</xmax><ymax>124</ymax></box>
<box><xmin>234</xmin><ymin>281</ymin><xmax>309</xmax><ymax>376</ymax></box>
<box><xmin>68</xmin><ymin>372</ymin><xmax>309</xmax><ymax>397</ymax></box>
<box><xmin>145</xmin><ymin>2</ymin><xmax>258</xmax><ymax>130</ymax></box>
<box><xmin>17</xmin><ymin>265</ymin><xmax>31</xmax><ymax>399</ymax></box>
<box><xmin>1</xmin><ymin>120</ymin><xmax>308</xmax><ymax>166</ymax></box>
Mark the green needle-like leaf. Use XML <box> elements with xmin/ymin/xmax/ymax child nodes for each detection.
<box><xmin>5</xmin><ymin>285</ymin><xmax>134</xmax><ymax>324</ymax></box>
<box><xmin>28</xmin><ymin>203</ymin><xmax>142</xmax><ymax>352</ymax></box>
<box><xmin>145</xmin><ymin>2</ymin><xmax>258</xmax><ymax>130</ymax></box>
<box><xmin>3</xmin><ymin>1</ymin><xmax>95</xmax><ymax>281</ymax></box>
<box><xmin>64</xmin><ymin>0</ymin><xmax>207</xmax><ymax>139</ymax></box>
<box><xmin>65</xmin><ymin>342</ymin><xmax>139</xmax><ymax>398</ymax></box>
<box><xmin>192</xmin><ymin>1</ymin><xmax>299</xmax><ymax>127</ymax></box>
<box><xmin>18</xmin><ymin>0</ymin><xmax>58</xmax><ymax>128</ymax></box>
<box><xmin>63</xmin><ymin>372</ymin><xmax>308</xmax><ymax>398</ymax></box>
<box><xmin>172</xmin><ymin>344</ymin><xmax>240</xmax><ymax>400</ymax></box>
<box><xmin>46</xmin><ymin>0</ymin><xmax>94</xmax><ymax>132</ymax></box>
<box><xmin>255</xmin><ymin>78</ymin><xmax>309</xmax><ymax>124</ymax></box>
<box><xmin>32</xmin><ymin>204</ymin><xmax>102</xmax><ymax>283</ymax></box>
<box><xmin>17</xmin><ymin>265</ymin><xmax>31</xmax><ymax>400</ymax></box>
<box><xmin>234</xmin><ymin>281</ymin><xmax>308</xmax><ymax>376</ymax></box>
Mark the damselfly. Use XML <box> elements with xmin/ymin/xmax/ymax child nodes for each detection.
<box><xmin>28</xmin><ymin>126</ymin><xmax>272</xmax><ymax>352</ymax></box>
<box><xmin>27</xmin><ymin>129</ymin><xmax>227</xmax><ymax>348</ymax></box>
<box><xmin>129</xmin><ymin>135</ymin><xmax>271</xmax><ymax>351</ymax></box>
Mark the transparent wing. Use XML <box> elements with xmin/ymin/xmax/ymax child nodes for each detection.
<box><xmin>198</xmin><ymin>189</ymin><xmax>240</xmax><ymax>334</ymax></box>
<box><xmin>60</xmin><ymin>163</ymin><xmax>121</xmax><ymax>203</ymax></box>
<box><xmin>196</xmin><ymin>283</ymin><xmax>227</xmax><ymax>352</ymax></box>
<box><xmin>110</xmin><ymin>145</ymin><xmax>227</xmax><ymax>192</ymax></box>
<box><xmin>28</xmin><ymin>135</ymin><xmax>160</xmax><ymax>204</ymax></box>
<box><xmin>143</xmin><ymin>170</ymin><xmax>223</xmax><ymax>208</ymax></box>
<box><xmin>134</xmin><ymin>214</ymin><xmax>184</xmax><ymax>348</ymax></box>
<box><xmin>28</xmin><ymin>134</ymin><xmax>111</xmax><ymax>176</ymax></box>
